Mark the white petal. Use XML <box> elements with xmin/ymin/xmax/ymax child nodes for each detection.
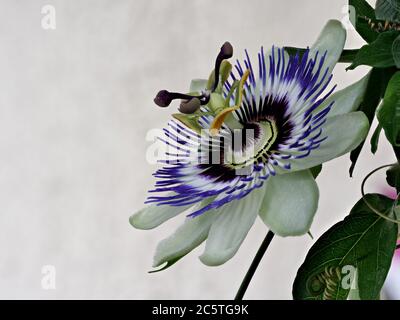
<box><xmin>153</xmin><ymin>205</ymin><xmax>216</xmax><ymax>267</ymax></box>
<box><xmin>310</xmin><ymin>19</ymin><xmax>346</xmax><ymax>78</ymax></box>
<box><xmin>289</xmin><ymin>111</ymin><xmax>370</xmax><ymax>172</ymax></box>
<box><xmin>200</xmin><ymin>184</ymin><xmax>267</xmax><ymax>266</ymax></box>
<box><xmin>259</xmin><ymin>170</ymin><xmax>319</xmax><ymax>236</ymax></box>
<box><xmin>129</xmin><ymin>203</ymin><xmax>193</xmax><ymax>230</ymax></box>
<box><xmin>319</xmin><ymin>73</ymin><xmax>370</xmax><ymax>118</ymax></box>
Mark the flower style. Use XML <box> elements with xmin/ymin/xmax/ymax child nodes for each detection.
<box><xmin>130</xmin><ymin>20</ymin><xmax>370</xmax><ymax>268</ymax></box>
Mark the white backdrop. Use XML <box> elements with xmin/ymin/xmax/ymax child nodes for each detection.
<box><xmin>0</xmin><ymin>0</ymin><xmax>394</xmax><ymax>299</ymax></box>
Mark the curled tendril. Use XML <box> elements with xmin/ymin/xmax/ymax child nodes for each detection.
<box><xmin>308</xmin><ymin>266</ymin><xmax>342</xmax><ymax>300</ymax></box>
<box><xmin>361</xmin><ymin>163</ymin><xmax>400</xmax><ymax>224</ymax></box>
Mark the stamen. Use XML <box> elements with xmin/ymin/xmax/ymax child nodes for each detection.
<box><xmin>211</xmin><ymin>41</ymin><xmax>234</xmax><ymax>92</ymax></box>
<box><xmin>179</xmin><ymin>97</ymin><xmax>201</xmax><ymax>114</ymax></box>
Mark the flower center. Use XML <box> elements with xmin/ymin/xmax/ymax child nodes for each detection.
<box><xmin>225</xmin><ymin>119</ymin><xmax>278</xmax><ymax>168</ymax></box>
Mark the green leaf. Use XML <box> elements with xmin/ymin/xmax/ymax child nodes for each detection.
<box><xmin>386</xmin><ymin>164</ymin><xmax>400</xmax><ymax>192</ymax></box>
<box><xmin>370</xmin><ymin>124</ymin><xmax>382</xmax><ymax>154</ymax></box>
<box><xmin>338</xmin><ymin>49</ymin><xmax>360</xmax><ymax>63</ymax></box>
<box><xmin>309</xmin><ymin>165</ymin><xmax>322</xmax><ymax>179</ymax></box>
<box><xmin>347</xmin><ymin>31</ymin><xmax>400</xmax><ymax>70</ymax></box>
<box><xmin>293</xmin><ymin>194</ymin><xmax>398</xmax><ymax>300</ymax></box>
<box><xmin>377</xmin><ymin>71</ymin><xmax>400</xmax><ymax>146</ymax></box>
<box><xmin>375</xmin><ymin>0</ymin><xmax>400</xmax><ymax>22</ymax></box>
<box><xmin>351</xmin><ymin>0</ymin><xmax>377</xmax><ymax>18</ymax></box>
<box><xmin>349</xmin><ymin>0</ymin><xmax>379</xmax><ymax>43</ymax></box>
<box><xmin>393</xmin><ymin>34</ymin><xmax>400</xmax><ymax>67</ymax></box>
<box><xmin>349</xmin><ymin>68</ymin><xmax>395</xmax><ymax>176</ymax></box>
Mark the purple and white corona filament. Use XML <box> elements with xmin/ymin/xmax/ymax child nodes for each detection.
<box><xmin>131</xmin><ymin>20</ymin><xmax>370</xmax><ymax>268</ymax></box>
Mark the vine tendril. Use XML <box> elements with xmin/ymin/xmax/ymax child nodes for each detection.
<box><xmin>361</xmin><ymin>163</ymin><xmax>400</xmax><ymax>225</ymax></box>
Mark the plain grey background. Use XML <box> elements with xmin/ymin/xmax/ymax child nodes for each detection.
<box><xmin>0</xmin><ymin>0</ymin><xmax>395</xmax><ymax>299</ymax></box>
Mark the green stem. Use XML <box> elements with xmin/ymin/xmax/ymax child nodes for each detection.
<box><xmin>283</xmin><ymin>47</ymin><xmax>359</xmax><ymax>63</ymax></box>
<box><xmin>234</xmin><ymin>230</ymin><xmax>275</xmax><ymax>300</ymax></box>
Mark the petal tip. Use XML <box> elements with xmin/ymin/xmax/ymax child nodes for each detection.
<box><xmin>129</xmin><ymin>212</ymin><xmax>150</xmax><ymax>230</ymax></box>
<box><xmin>312</xmin><ymin>19</ymin><xmax>346</xmax><ymax>65</ymax></box>
<box><xmin>326</xmin><ymin>19</ymin><xmax>346</xmax><ymax>30</ymax></box>
<box><xmin>152</xmin><ymin>255</ymin><xmax>164</xmax><ymax>269</ymax></box>
<box><xmin>199</xmin><ymin>251</ymin><xmax>231</xmax><ymax>267</ymax></box>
